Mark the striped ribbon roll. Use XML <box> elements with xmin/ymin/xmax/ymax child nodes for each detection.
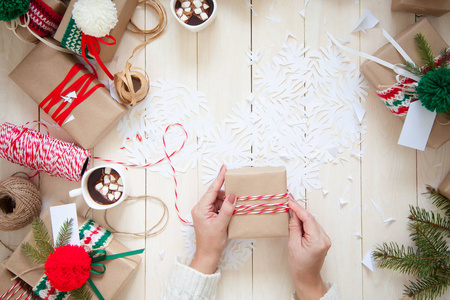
<box><xmin>233</xmin><ymin>192</ymin><xmax>289</xmax><ymax>215</ymax></box>
<box><xmin>0</xmin><ymin>122</ymin><xmax>90</xmax><ymax>182</ymax></box>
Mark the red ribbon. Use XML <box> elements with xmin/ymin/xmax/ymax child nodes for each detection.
<box><xmin>81</xmin><ymin>33</ymin><xmax>116</xmax><ymax>80</ymax></box>
<box><xmin>40</xmin><ymin>63</ymin><xmax>104</xmax><ymax>126</ymax></box>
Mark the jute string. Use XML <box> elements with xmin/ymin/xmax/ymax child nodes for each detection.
<box><xmin>85</xmin><ymin>195</ymin><xmax>169</xmax><ymax>238</ymax></box>
<box><xmin>0</xmin><ymin>173</ymin><xmax>41</xmax><ymax>231</ymax></box>
<box><xmin>114</xmin><ymin>0</ymin><xmax>167</xmax><ymax>107</ymax></box>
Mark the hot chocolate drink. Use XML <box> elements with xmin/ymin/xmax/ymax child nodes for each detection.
<box><xmin>175</xmin><ymin>0</ymin><xmax>214</xmax><ymax>26</ymax></box>
<box><xmin>87</xmin><ymin>167</ymin><xmax>124</xmax><ymax>205</ymax></box>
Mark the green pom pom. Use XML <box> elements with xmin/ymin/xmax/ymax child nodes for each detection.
<box><xmin>417</xmin><ymin>68</ymin><xmax>450</xmax><ymax>113</ymax></box>
<box><xmin>0</xmin><ymin>0</ymin><xmax>30</xmax><ymax>22</ymax></box>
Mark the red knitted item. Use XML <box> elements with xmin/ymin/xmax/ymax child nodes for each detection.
<box><xmin>20</xmin><ymin>0</ymin><xmax>63</xmax><ymax>37</ymax></box>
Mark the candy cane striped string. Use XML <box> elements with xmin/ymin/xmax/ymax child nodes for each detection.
<box><xmin>93</xmin><ymin>123</ymin><xmax>192</xmax><ymax>225</ymax></box>
<box><xmin>233</xmin><ymin>192</ymin><xmax>289</xmax><ymax>215</ymax></box>
<box><xmin>0</xmin><ymin>281</ymin><xmax>27</xmax><ymax>300</ymax></box>
<box><xmin>0</xmin><ymin>282</ymin><xmax>19</xmax><ymax>300</ymax></box>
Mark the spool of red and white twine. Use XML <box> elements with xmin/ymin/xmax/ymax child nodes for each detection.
<box><xmin>0</xmin><ymin>122</ymin><xmax>90</xmax><ymax>182</ymax></box>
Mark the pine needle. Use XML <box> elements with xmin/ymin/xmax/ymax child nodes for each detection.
<box><xmin>403</xmin><ymin>61</ymin><xmax>425</xmax><ymax>77</ymax></box>
<box><xmin>21</xmin><ymin>242</ymin><xmax>48</xmax><ymax>264</ymax></box>
<box><xmin>415</xmin><ymin>33</ymin><xmax>436</xmax><ymax>70</ymax></box>
<box><xmin>404</xmin><ymin>276</ymin><xmax>450</xmax><ymax>300</ymax></box>
<box><xmin>408</xmin><ymin>206</ymin><xmax>450</xmax><ymax>238</ymax></box>
<box><xmin>31</xmin><ymin>218</ymin><xmax>53</xmax><ymax>257</ymax></box>
<box><xmin>69</xmin><ymin>285</ymin><xmax>93</xmax><ymax>300</ymax></box>
<box><xmin>56</xmin><ymin>218</ymin><xmax>74</xmax><ymax>248</ymax></box>
<box><xmin>426</xmin><ymin>186</ymin><xmax>450</xmax><ymax>217</ymax></box>
<box><xmin>439</xmin><ymin>48</ymin><xmax>450</xmax><ymax>69</ymax></box>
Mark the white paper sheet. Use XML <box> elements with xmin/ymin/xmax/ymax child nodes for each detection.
<box><xmin>351</xmin><ymin>10</ymin><xmax>379</xmax><ymax>34</ymax></box>
<box><xmin>50</xmin><ymin>203</ymin><xmax>80</xmax><ymax>246</ymax></box>
<box><xmin>362</xmin><ymin>250</ymin><xmax>376</xmax><ymax>272</ymax></box>
<box><xmin>398</xmin><ymin>101</ymin><xmax>437</xmax><ymax>151</ymax></box>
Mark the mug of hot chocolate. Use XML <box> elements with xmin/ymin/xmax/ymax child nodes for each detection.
<box><xmin>170</xmin><ymin>0</ymin><xmax>217</xmax><ymax>32</ymax></box>
<box><xmin>69</xmin><ymin>165</ymin><xmax>129</xmax><ymax>210</ymax></box>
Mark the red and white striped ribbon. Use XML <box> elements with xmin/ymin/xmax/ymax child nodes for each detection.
<box><xmin>233</xmin><ymin>191</ymin><xmax>289</xmax><ymax>215</ymax></box>
<box><xmin>94</xmin><ymin>123</ymin><xmax>192</xmax><ymax>225</ymax></box>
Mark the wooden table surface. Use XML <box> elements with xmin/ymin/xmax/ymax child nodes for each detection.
<box><xmin>1</xmin><ymin>1</ymin><xmax>450</xmax><ymax>299</ymax></box>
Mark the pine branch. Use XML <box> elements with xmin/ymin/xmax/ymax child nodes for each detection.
<box><xmin>69</xmin><ymin>285</ymin><xmax>92</xmax><ymax>300</ymax></box>
<box><xmin>21</xmin><ymin>242</ymin><xmax>47</xmax><ymax>264</ymax></box>
<box><xmin>408</xmin><ymin>206</ymin><xmax>450</xmax><ymax>238</ymax></box>
<box><xmin>404</xmin><ymin>276</ymin><xmax>449</xmax><ymax>300</ymax></box>
<box><xmin>373</xmin><ymin>243</ymin><xmax>446</xmax><ymax>278</ymax></box>
<box><xmin>403</xmin><ymin>61</ymin><xmax>425</xmax><ymax>77</ymax></box>
<box><xmin>426</xmin><ymin>186</ymin><xmax>450</xmax><ymax>217</ymax></box>
<box><xmin>415</xmin><ymin>33</ymin><xmax>436</xmax><ymax>70</ymax></box>
<box><xmin>31</xmin><ymin>218</ymin><xmax>53</xmax><ymax>257</ymax></box>
<box><xmin>55</xmin><ymin>218</ymin><xmax>74</xmax><ymax>248</ymax></box>
<box><xmin>410</xmin><ymin>222</ymin><xmax>449</xmax><ymax>258</ymax></box>
<box><xmin>439</xmin><ymin>48</ymin><xmax>450</xmax><ymax>69</ymax></box>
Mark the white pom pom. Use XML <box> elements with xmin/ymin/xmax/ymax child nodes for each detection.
<box><xmin>73</xmin><ymin>0</ymin><xmax>118</xmax><ymax>37</ymax></box>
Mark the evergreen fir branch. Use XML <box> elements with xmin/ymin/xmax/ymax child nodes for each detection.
<box><xmin>31</xmin><ymin>218</ymin><xmax>54</xmax><ymax>257</ymax></box>
<box><xmin>373</xmin><ymin>243</ymin><xmax>446</xmax><ymax>278</ymax></box>
<box><xmin>426</xmin><ymin>186</ymin><xmax>450</xmax><ymax>217</ymax></box>
<box><xmin>55</xmin><ymin>218</ymin><xmax>74</xmax><ymax>248</ymax></box>
<box><xmin>404</xmin><ymin>276</ymin><xmax>449</xmax><ymax>300</ymax></box>
<box><xmin>439</xmin><ymin>48</ymin><xmax>450</xmax><ymax>69</ymax></box>
<box><xmin>69</xmin><ymin>284</ymin><xmax>92</xmax><ymax>300</ymax></box>
<box><xmin>408</xmin><ymin>206</ymin><xmax>450</xmax><ymax>238</ymax></box>
<box><xmin>403</xmin><ymin>61</ymin><xmax>425</xmax><ymax>77</ymax></box>
<box><xmin>20</xmin><ymin>242</ymin><xmax>47</xmax><ymax>264</ymax></box>
<box><xmin>410</xmin><ymin>223</ymin><xmax>449</xmax><ymax>259</ymax></box>
<box><xmin>415</xmin><ymin>33</ymin><xmax>436</xmax><ymax>70</ymax></box>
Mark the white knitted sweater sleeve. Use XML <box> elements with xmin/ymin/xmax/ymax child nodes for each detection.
<box><xmin>161</xmin><ymin>256</ymin><xmax>221</xmax><ymax>300</ymax></box>
<box><xmin>291</xmin><ymin>282</ymin><xmax>340</xmax><ymax>300</ymax></box>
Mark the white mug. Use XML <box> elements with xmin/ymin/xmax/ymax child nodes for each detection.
<box><xmin>170</xmin><ymin>0</ymin><xmax>218</xmax><ymax>32</ymax></box>
<box><xmin>69</xmin><ymin>164</ymin><xmax>129</xmax><ymax>210</ymax></box>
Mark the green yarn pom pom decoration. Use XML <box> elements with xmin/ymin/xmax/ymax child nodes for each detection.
<box><xmin>417</xmin><ymin>68</ymin><xmax>450</xmax><ymax>113</ymax></box>
<box><xmin>0</xmin><ymin>0</ymin><xmax>30</xmax><ymax>22</ymax></box>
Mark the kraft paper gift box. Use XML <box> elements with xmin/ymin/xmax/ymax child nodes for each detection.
<box><xmin>4</xmin><ymin>202</ymin><xmax>141</xmax><ymax>300</ymax></box>
<box><xmin>225</xmin><ymin>166</ymin><xmax>289</xmax><ymax>239</ymax></box>
<box><xmin>0</xmin><ymin>259</ymin><xmax>33</xmax><ymax>299</ymax></box>
<box><xmin>54</xmin><ymin>0</ymin><xmax>139</xmax><ymax>62</ymax></box>
<box><xmin>438</xmin><ymin>171</ymin><xmax>450</xmax><ymax>200</ymax></box>
<box><xmin>392</xmin><ymin>0</ymin><xmax>450</xmax><ymax>17</ymax></box>
<box><xmin>9</xmin><ymin>42</ymin><xmax>127</xmax><ymax>149</ymax></box>
<box><xmin>360</xmin><ymin>18</ymin><xmax>450</xmax><ymax>149</ymax></box>
<box><xmin>6</xmin><ymin>0</ymin><xmax>67</xmax><ymax>43</ymax></box>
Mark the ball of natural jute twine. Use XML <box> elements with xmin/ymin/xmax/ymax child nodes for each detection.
<box><xmin>0</xmin><ymin>174</ymin><xmax>41</xmax><ymax>231</ymax></box>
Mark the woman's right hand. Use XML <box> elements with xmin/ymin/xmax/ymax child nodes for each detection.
<box><xmin>288</xmin><ymin>194</ymin><xmax>331</xmax><ymax>300</ymax></box>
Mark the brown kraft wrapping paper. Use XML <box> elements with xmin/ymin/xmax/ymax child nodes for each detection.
<box><xmin>54</xmin><ymin>0</ymin><xmax>138</xmax><ymax>62</ymax></box>
<box><xmin>0</xmin><ymin>259</ymin><xmax>33</xmax><ymax>298</ymax></box>
<box><xmin>9</xmin><ymin>42</ymin><xmax>127</xmax><ymax>149</ymax></box>
<box><xmin>225</xmin><ymin>166</ymin><xmax>289</xmax><ymax>239</ymax></box>
<box><xmin>6</xmin><ymin>0</ymin><xmax>67</xmax><ymax>43</ymax></box>
<box><xmin>438</xmin><ymin>171</ymin><xmax>450</xmax><ymax>200</ymax></box>
<box><xmin>391</xmin><ymin>0</ymin><xmax>450</xmax><ymax>17</ymax></box>
<box><xmin>360</xmin><ymin>18</ymin><xmax>450</xmax><ymax>149</ymax></box>
<box><xmin>4</xmin><ymin>202</ymin><xmax>141</xmax><ymax>300</ymax></box>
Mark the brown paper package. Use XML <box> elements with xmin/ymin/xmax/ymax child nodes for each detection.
<box><xmin>360</xmin><ymin>18</ymin><xmax>450</xmax><ymax>149</ymax></box>
<box><xmin>6</xmin><ymin>0</ymin><xmax>67</xmax><ymax>44</ymax></box>
<box><xmin>9</xmin><ymin>42</ymin><xmax>127</xmax><ymax>149</ymax></box>
<box><xmin>0</xmin><ymin>259</ymin><xmax>32</xmax><ymax>299</ymax></box>
<box><xmin>4</xmin><ymin>202</ymin><xmax>141</xmax><ymax>300</ymax></box>
<box><xmin>438</xmin><ymin>171</ymin><xmax>450</xmax><ymax>200</ymax></box>
<box><xmin>225</xmin><ymin>166</ymin><xmax>289</xmax><ymax>239</ymax></box>
<box><xmin>54</xmin><ymin>0</ymin><xmax>138</xmax><ymax>62</ymax></box>
<box><xmin>392</xmin><ymin>0</ymin><xmax>450</xmax><ymax>17</ymax></box>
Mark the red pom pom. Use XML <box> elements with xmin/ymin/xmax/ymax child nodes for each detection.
<box><xmin>45</xmin><ymin>245</ymin><xmax>92</xmax><ymax>292</ymax></box>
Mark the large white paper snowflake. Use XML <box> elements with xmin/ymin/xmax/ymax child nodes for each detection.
<box><xmin>116</xmin><ymin>33</ymin><xmax>368</xmax><ymax>269</ymax></box>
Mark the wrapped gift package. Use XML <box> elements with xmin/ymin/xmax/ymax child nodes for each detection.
<box><xmin>54</xmin><ymin>0</ymin><xmax>139</xmax><ymax>62</ymax></box>
<box><xmin>0</xmin><ymin>259</ymin><xmax>33</xmax><ymax>299</ymax></box>
<box><xmin>5</xmin><ymin>202</ymin><xmax>141</xmax><ymax>300</ymax></box>
<box><xmin>360</xmin><ymin>18</ymin><xmax>450</xmax><ymax>149</ymax></box>
<box><xmin>225</xmin><ymin>166</ymin><xmax>289</xmax><ymax>239</ymax></box>
<box><xmin>9</xmin><ymin>42</ymin><xmax>127</xmax><ymax>149</ymax></box>
<box><xmin>392</xmin><ymin>0</ymin><xmax>450</xmax><ymax>17</ymax></box>
<box><xmin>438</xmin><ymin>171</ymin><xmax>450</xmax><ymax>200</ymax></box>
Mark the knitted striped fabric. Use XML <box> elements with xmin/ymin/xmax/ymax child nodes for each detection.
<box><xmin>20</xmin><ymin>0</ymin><xmax>64</xmax><ymax>37</ymax></box>
<box><xmin>60</xmin><ymin>17</ymin><xmax>84</xmax><ymax>56</ymax></box>
<box><xmin>33</xmin><ymin>220</ymin><xmax>113</xmax><ymax>298</ymax></box>
<box><xmin>376</xmin><ymin>50</ymin><xmax>450</xmax><ymax>117</ymax></box>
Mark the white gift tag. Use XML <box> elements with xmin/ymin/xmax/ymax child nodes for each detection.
<box><xmin>50</xmin><ymin>203</ymin><xmax>80</xmax><ymax>246</ymax></box>
<box><xmin>398</xmin><ymin>101</ymin><xmax>436</xmax><ymax>151</ymax></box>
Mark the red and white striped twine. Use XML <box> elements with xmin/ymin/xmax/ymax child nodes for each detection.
<box><xmin>0</xmin><ymin>122</ymin><xmax>90</xmax><ymax>182</ymax></box>
<box><xmin>234</xmin><ymin>192</ymin><xmax>289</xmax><ymax>215</ymax></box>
<box><xmin>0</xmin><ymin>280</ymin><xmax>34</xmax><ymax>300</ymax></box>
<box><xmin>93</xmin><ymin>123</ymin><xmax>192</xmax><ymax>225</ymax></box>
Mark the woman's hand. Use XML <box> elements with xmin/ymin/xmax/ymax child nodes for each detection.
<box><xmin>288</xmin><ymin>194</ymin><xmax>331</xmax><ymax>300</ymax></box>
<box><xmin>189</xmin><ymin>165</ymin><xmax>236</xmax><ymax>274</ymax></box>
